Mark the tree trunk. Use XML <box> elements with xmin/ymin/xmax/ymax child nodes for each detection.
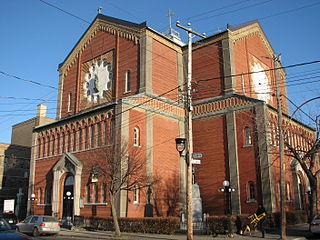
<box><xmin>309</xmin><ymin>180</ymin><xmax>318</xmax><ymax>222</ymax></box>
<box><xmin>110</xmin><ymin>194</ymin><xmax>121</xmax><ymax>236</ymax></box>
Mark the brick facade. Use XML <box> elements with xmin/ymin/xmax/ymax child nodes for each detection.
<box><xmin>30</xmin><ymin>15</ymin><xmax>314</xmax><ymax>220</ymax></box>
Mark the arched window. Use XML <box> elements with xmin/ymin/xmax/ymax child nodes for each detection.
<box><xmin>37</xmin><ymin>138</ymin><xmax>41</xmax><ymax>158</ymax></box>
<box><xmin>85</xmin><ymin>126</ymin><xmax>89</xmax><ymax>149</ymax></box>
<box><xmin>91</xmin><ymin>125</ymin><xmax>95</xmax><ymax>148</ymax></box>
<box><xmin>67</xmin><ymin>93</ymin><xmax>72</xmax><ymax>112</ymax></box>
<box><xmin>87</xmin><ymin>184</ymin><xmax>91</xmax><ymax>203</ymax></box>
<box><xmin>133</xmin><ymin>127</ymin><xmax>140</xmax><ymax>146</ymax></box>
<box><xmin>62</xmin><ymin>132</ymin><xmax>65</xmax><ymax>153</ymax></box>
<box><xmin>57</xmin><ymin>133</ymin><xmax>60</xmax><ymax>154</ymax></box>
<box><xmin>286</xmin><ymin>182</ymin><xmax>291</xmax><ymax>201</ymax></box>
<box><xmin>42</xmin><ymin>137</ymin><xmax>46</xmax><ymax>157</ymax></box>
<box><xmin>133</xmin><ymin>184</ymin><xmax>139</xmax><ymax>204</ymax></box>
<box><xmin>39</xmin><ymin>188</ymin><xmax>43</xmax><ymax>204</ymax></box>
<box><xmin>244</xmin><ymin>127</ymin><xmax>252</xmax><ymax>145</ymax></box>
<box><xmin>52</xmin><ymin>135</ymin><xmax>55</xmax><ymax>155</ymax></box>
<box><xmin>72</xmin><ymin>130</ymin><xmax>76</xmax><ymax>151</ymax></box>
<box><xmin>45</xmin><ymin>186</ymin><xmax>52</xmax><ymax>204</ymax></box>
<box><xmin>102</xmin><ymin>183</ymin><xmax>107</xmax><ymax>203</ymax></box>
<box><xmin>97</xmin><ymin>122</ymin><xmax>102</xmax><ymax>146</ymax></box>
<box><xmin>94</xmin><ymin>183</ymin><xmax>99</xmax><ymax>203</ymax></box>
<box><xmin>247</xmin><ymin>181</ymin><xmax>255</xmax><ymax>201</ymax></box>
<box><xmin>125</xmin><ymin>70</ymin><xmax>131</xmax><ymax>92</ymax></box>
<box><xmin>47</xmin><ymin>136</ymin><xmax>50</xmax><ymax>157</ymax></box>
<box><xmin>78</xmin><ymin>128</ymin><xmax>82</xmax><ymax>150</ymax></box>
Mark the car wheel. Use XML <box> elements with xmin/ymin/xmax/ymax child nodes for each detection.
<box><xmin>15</xmin><ymin>227</ymin><xmax>20</xmax><ymax>232</ymax></box>
<box><xmin>33</xmin><ymin>227</ymin><xmax>40</xmax><ymax>237</ymax></box>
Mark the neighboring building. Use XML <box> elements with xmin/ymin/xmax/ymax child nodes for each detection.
<box><xmin>0</xmin><ymin>105</ymin><xmax>54</xmax><ymax>219</ymax></box>
<box><xmin>29</xmin><ymin>14</ymin><xmax>314</xmax><ymax>220</ymax></box>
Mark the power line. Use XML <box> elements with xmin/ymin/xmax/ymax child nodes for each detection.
<box><xmin>0</xmin><ymin>70</ymin><xmax>58</xmax><ymax>90</ymax></box>
<box><xmin>39</xmin><ymin>0</ymin><xmax>90</xmax><ymax>24</ymax></box>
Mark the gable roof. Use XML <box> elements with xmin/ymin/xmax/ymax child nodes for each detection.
<box><xmin>58</xmin><ymin>14</ymin><xmax>146</xmax><ymax>73</ymax></box>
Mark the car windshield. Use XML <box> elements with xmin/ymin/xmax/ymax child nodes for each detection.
<box><xmin>43</xmin><ymin>217</ymin><xmax>58</xmax><ymax>222</ymax></box>
<box><xmin>0</xmin><ymin>218</ymin><xmax>11</xmax><ymax>231</ymax></box>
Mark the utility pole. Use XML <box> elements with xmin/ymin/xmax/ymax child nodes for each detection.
<box><xmin>176</xmin><ymin>21</ymin><xmax>205</xmax><ymax>240</ymax></box>
<box><xmin>274</xmin><ymin>54</ymin><xmax>286</xmax><ymax>240</ymax></box>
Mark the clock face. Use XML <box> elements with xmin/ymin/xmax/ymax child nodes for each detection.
<box><xmin>251</xmin><ymin>62</ymin><xmax>271</xmax><ymax>103</ymax></box>
<box><xmin>84</xmin><ymin>58</ymin><xmax>113</xmax><ymax>102</ymax></box>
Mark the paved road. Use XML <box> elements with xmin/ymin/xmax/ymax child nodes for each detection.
<box><xmin>28</xmin><ymin>224</ymin><xmax>317</xmax><ymax>240</ymax></box>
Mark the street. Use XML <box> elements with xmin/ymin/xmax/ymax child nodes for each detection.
<box><xmin>23</xmin><ymin>224</ymin><xmax>319</xmax><ymax>240</ymax></box>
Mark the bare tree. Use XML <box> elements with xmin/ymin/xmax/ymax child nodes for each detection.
<box><xmin>87</xmin><ymin>139</ymin><xmax>147</xmax><ymax>236</ymax></box>
<box><xmin>283</xmin><ymin>115</ymin><xmax>320</xmax><ymax>222</ymax></box>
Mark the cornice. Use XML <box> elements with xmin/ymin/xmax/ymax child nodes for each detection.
<box><xmin>193</xmin><ymin>96</ymin><xmax>253</xmax><ymax>117</ymax></box>
<box><xmin>59</xmin><ymin>19</ymin><xmax>144</xmax><ymax>76</ymax></box>
<box><xmin>124</xmin><ymin>95</ymin><xmax>184</xmax><ymax>119</ymax></box>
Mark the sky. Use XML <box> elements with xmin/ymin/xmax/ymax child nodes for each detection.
<box><xmin>0</xmin><ymin>0</ymin><xmax>319</xmax><ymax>144</ymax></box>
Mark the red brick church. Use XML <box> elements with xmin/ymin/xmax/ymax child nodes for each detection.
<box><xmin>28</xmin><ymin>14</ymin><xmax>314</xmax><ymax>219</ymax></box>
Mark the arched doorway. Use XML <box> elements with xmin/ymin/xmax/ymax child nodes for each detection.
<box><xmin>63</xmin><ymin>175</ymin><xmax>74</xmax><ymax>219</ymax></box>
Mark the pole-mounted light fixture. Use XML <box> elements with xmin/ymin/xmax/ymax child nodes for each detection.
<box><xmin>175</xmin><ymin>138</ymin><xmax>186</xmax><ymax>156</ymax></box>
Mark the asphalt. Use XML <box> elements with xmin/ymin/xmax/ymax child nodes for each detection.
<box><xmin>60</xmin><ymin>224</ymin><xmax>317</xmax><ymax>240</ymax></box>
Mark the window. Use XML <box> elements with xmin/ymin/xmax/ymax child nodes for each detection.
<box><xmin>42</xmin><ymin>137</ymin><xmax>45</xmax><ymax>157</ymax></box>
<box><xmin>91</xmin><ymin>125</ymin><xmax>95</xmax><ymax>148</ymax></box>
<box><xmin>97</xmin><ymin>122</ymin><xmax>101</xmax><ymax>146</ymax></box>
<box><xmin>244</xmin><ymin>127</ymin><xmax>252</xmax><ymax>145</ymax></box>
<box><xmin>67</xmin><ymin>131</ymin><xmax>71</xmax><ymax>152</ymax></box>
<box><xmin>68</xmin><ymin>93</ymin><xmax>72</xmax><ymax>112</ymax></box>
<box><xmin>94</xmin><ymin>184</ymin><xmax>99</xmax><ymax>203</ymax></box>
<box><xmin>37</xmin><ymin>138</ymin><xmax>41</xmax><ymax>158</ymax></box>
<box><xmin>125</xmin><ymin>70</ymin><xmax>131</xmax><ymax>92</ymax></box>
<box><xmin>39</xmin><ymin>188</ymin><xmax>43</xmax><ymax>204</ymax></box>
<box><xmin>47</xmin><ymin>136</ymin><xmax>50</xmax><ymax>157</ymax></box>
<box><xmin>133</xmin><ymin>184</ymin><xmax>139</xmax><ymax>204</ymax></box>
<box><xmin>52</xmin><ymin>135</ymin><xmax>55</xmax><ymax>155</ymax></box>
<box><xmin>78</xmin><ymin>128</ymin><xmax>82</xmax><ymax>150</ymax></box>
<box><xmin>87</xmin><ymin>184</ymin><xmax>91</xmax><ymax>203</ymax></box>
<box><xmin>85</xmin><ymin>126</ymin><xmax>89</xmax><ymax>149</ymax></box>
<box><xmin>286</xmin><ymin>182</ymin><xmax>291</xmax><ymax>201</ymax></box>
<box><xmin>62</xmin><ymin>133</ymin><xmax>65</xmax><ymax>153</ymax></box>
<box><xmin>247</xmin><ymin>181</ymin><xmax>255</xmax><ymax>201</ymax></box>
<box><xmin>72</xmin><ymin>130</ymin><xmax>76</xmax><ymax>151</ymax></box>
<box><xmin>133</xmin><ymin>127</ymin><xmax>140</xmax><ymax>146</ymax></box>
<box><xmin>57</xmin><ymin>133</ymin><xmax>60</xmax><ymax>154</ymax></box>
<box><xmin>45</xmin><ymin>187</ymin><xmax>52</xmax><ymax>204</ymax></box>
<box><xmin>102</xmin><ymin>183</ymin><xmax>107</xmax><ymax>203</ymax></box>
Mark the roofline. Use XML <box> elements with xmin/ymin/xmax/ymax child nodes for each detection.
<box><xmin>58</xmin><ymin>14</ymin><xmax>146</xmax><ymax>69</ymax></box>
<box><xmin>34</xmin><ymin>101</ymin><xmax>117</xmax><ymax>131</ymax></box>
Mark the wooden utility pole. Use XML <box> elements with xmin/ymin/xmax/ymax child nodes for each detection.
<box><xmin>274</xmin><ymin>54</ymin><xmax>287</xmax><ymax>240</ymax></box>
<box><xmin>176</xmin><ymin>21</ymin><xmax>205</xmax><ymax>240</ymax></box>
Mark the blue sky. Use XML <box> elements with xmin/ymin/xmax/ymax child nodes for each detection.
<box><xmin>0</xmin><ymin>0</ymin><xmax>319</xmax><ymax>143</ymax></box>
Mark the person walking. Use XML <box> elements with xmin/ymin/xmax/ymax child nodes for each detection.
<box><xmin>256</xmin><ymin>203</ymin><xmax>267</xmax><ymax>238</ymax></box>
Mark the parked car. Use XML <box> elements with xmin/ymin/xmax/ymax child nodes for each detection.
<box><xmin>0</xmin><ymin>212</ymin><xmax>18</xmax><ymax>228</ymax></box>
<box><xmin>0</xmin><ymin>217</ymin><xmax>31</xmax><ymax>239</ymax></box>
<box><xmin>16</xmin><ymin>215</ymin><xmax>60</xmax><ymax>237</ymax></box>
<box><xmin>310</xmin><ymin>215</ymin><xmax>320</xmax><ymax>235</ymax></box>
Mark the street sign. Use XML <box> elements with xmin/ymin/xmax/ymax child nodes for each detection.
<box><xmin>192</xmin><ymin>152</ymin><xmax>203</xmax><ymax>158</ymax></box>
<box><xmin>192</xmin><ymin>159</ymin><xmax>201</xmax><ymax>164</ymax></box>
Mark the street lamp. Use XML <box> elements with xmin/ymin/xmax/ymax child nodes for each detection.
<box><xmin>175</xmin><ymin>138</ymin><xmax>186</xmax><ymax>156</ymax></box>
<box><xmin>219</xmin><ymin>180</ymin><xmax>235</xmax><ymax>215</ymax></box>
<box><xmin>30</xmin><ymin>193</ymin><xmax>36</xmax><ymax>215</ymax></box>
<box><xmin>65</xmin><ymin>191</ymin><xmax>72</xmax><ymax>228</ymax></box>
<box><xmin>175</xmin><ymin>137</ymin><xmax>193</xmax><ymax>239</ymax></box>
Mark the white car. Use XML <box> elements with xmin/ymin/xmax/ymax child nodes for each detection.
<box><xmin>16</xmin><ymin>215</ymin><xmax>60</xmax><ymax>237</ymax></box>
<box><xmin>310</xmin><ymin>215</ymin><xmax>320</xmax><ymax>235</ymax></box>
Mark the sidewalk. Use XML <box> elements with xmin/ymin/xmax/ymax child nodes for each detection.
<box><xmin>61</xmin><ymin>224</ymin><xmax>313</xmax><ymax>240</ymax></box>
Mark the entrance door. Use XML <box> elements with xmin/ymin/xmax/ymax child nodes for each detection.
<box><xmin>62</xmin><ymin>175</ymin><xmax>74</xmax><ymax>218</ymax></box>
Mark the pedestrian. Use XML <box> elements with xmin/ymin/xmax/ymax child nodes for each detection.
<box><xmin>256</xmin><ymin>203</ymin><xmax>267</xmax><ymax>238</ymax></box>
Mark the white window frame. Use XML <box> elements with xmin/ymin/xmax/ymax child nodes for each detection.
<box><xmin>133</xmin><ymin>127</ymin><xmax>140</xmax><ymax>147</ymax></box>
<box><xmin>244</xmin><ymin>127</ymin><xmax>252</xmax><ymax>146</ymax></box>
<box><xmin>125</xmin><ymin>70</ymin><xmax>131</xmax><ymax>93</ymax></box>
<box><xmin>133</xmin><ymin>184</ymin><xmax>139</xmax><ymax>204</ymax></box>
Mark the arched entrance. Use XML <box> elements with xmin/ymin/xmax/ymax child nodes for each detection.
<box><xmin>63</xmin><ymin>175</ymin><xmax>74</xmax><ymax>218</ymax></box>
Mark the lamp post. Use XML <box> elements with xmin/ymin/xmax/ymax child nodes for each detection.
<box><xmin>175</xmin><ymin>137</ymin><xmax>193</xmax><ymax>239</ymax></box>
<box><xmin>30</xmin><ymin>193</ymin><xmax>36</xmax><ymax>215</ymax></box>
<box><xmin>65</xmin><ymin>191</ymin><xmax>72</xmax><ymax>227</ymax></box>
<box><xmin>219</xmin><ymin>180</ymin><xmax>235</xmax><ymax>215</ymax></box>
